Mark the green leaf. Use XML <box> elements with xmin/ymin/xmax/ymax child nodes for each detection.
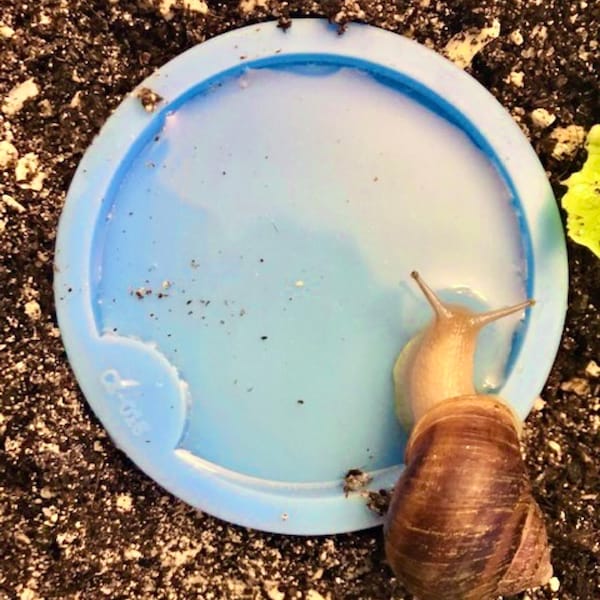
<box><xmin>561</xmin><ymin>124</ymin><xmax>600</xmax><ymax>258</ymax></box>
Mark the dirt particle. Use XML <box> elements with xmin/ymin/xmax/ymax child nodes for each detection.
<box><xmin>366</xmin><ymin>489</ymin><xmax>393</xmax><ymax>516</ymax></box>
<box><xmin>135</xmin><ymin>87</ymin><xmax>163</xmax><ymax>113</ymax></box>
<box><xmin>343</xmin><ymin>469</ymin><xmax>372</xmax><ymax>496</ymax></box>
<box><xmin>134</xmin><ymin>287</ymin><xmax>152</xmax><ymax>299</ymax></box>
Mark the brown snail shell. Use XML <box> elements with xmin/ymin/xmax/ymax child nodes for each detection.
<box><xmin>384</xmin><ymin>395</ymin><xmax>552</xmax><ymax>600</ymax></box>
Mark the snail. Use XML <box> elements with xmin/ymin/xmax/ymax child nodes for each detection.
<box><xmin>384</xmin><ymin>271</ymin><xmax>552</xmax><ymax>600</ymax></box>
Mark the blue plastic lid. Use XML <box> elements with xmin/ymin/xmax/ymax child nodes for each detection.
<box><xmin>54</xmin><ymin>19</ymin><xmax>567</xmax><ymax>534</ymax></box>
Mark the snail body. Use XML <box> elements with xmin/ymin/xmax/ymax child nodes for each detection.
<box><xmin>384</xmin><ymin>272</ymin><xmax>552</xmax><ymax>600</ymax></box>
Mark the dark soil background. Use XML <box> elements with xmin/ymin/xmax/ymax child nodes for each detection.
<box><xmin>1</xmin><ymin>1</ymin><xmax>599</xmax><ymax>599</ymax></box>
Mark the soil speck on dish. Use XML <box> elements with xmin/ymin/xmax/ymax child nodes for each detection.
<box><xmin>134</xmin><ymin>287</ymin><xmax>152</xmax><ymax>299</ymax></box>
<box><xmin>366</xmin><ymin>489</ymin><xmax>393</xmax><ymax>516</ymax></box>
<box><xmin>136</xmin><ymin>87</ymin><xmax>163</xmax><ymax>112</ymax></box>
<box><xmin>343</xmin><ymin>468</ymin><xmax>373</xmax><ymax>496</ymax></box>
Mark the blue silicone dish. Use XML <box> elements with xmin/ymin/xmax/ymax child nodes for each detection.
<box><xmin>53</xmin><ymin>19</ymin><xmax>568</xmax><ymax>535</ymax></box>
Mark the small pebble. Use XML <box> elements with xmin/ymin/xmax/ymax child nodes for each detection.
<box><xmin>530</xmin><ymin>107</ymin><xmax>556</xmax><ymax>129</ymax></box>
<box><xmin>444</xmin><ymin>19</ymin><xmax>501</xmax><ymax>69</ymax></box>
<box><xmin>159</xmin><ymin>0</ymin><xmax>208</xmax><ymax>19</ymax></box>
<box><xmin>0</xmin><ymin>22</ymin><xmax>15</xmax><ymax>38</ymax></box>
<box><xmin>509</xmin><ymin>29</ymin><xmax>524</xmax><ymax>45</ymax></box>
<box><xmin>123</xmin><ymin>547</ymin><xmax>142</xmax><ymax>560</ymax></box>
<box><xmin>549</xmin><ymin>576</ymin><xmax>560</xmax><ymax>592</ymax></box>
<box><xmin>506</xmin><ymin>70</ymin><xmax>525</xmax><ymax>87</ymax></box>
<box><xmin>115</xmin><ymin>493</ymin><xmax>133</xmax><ymax>512</ymax></box>
<box><xmin>24</xmin><ymin>300</ymin><xmax>41</xmax><ymax>320</ymax></box>
<box><xmin>40</xmin><ymin>486</ymin><xmax>56</xmax><ymax>499</ymax></box>
<box><xmin>38</xmin><ymin>98</ymin><xmax>53</xmax><ymax>116</ymax></box>
<box><xmin>15</xmin><ymin>153</ymin><xmax>46</xmax><ymax>191</ymax></box>
<box><xmin>0</xmin><ymin>140</ymin><xmax>18</xmax><ymax>168</ymax></box>
<box><xmin>549</xmin><ymin>125</ymin><xmax>586</xmax><ymax>159</ymax></box>
<box><xmin>1</xmin><ymin>78</ymin><xmax>39</xmax><ymax>115</ymax></box>
<box><xmin>239</xmin><ymin>0</ymin><xmax>268</xmax><ymax>13</ymax></box>
<box><xmin>2</xmin><ymin>194</ymin><xmax>25</xmax><ymax>213</ymax></box>
<box><xmin>548</xmin><ymin>440</ymin><xmax>562</xmax><ymax>455</ymax></box>
<box><xmin>560</xmin><ymin>377</ymin><xmax>590</xmax><ymax>396</ymax></box>
<box><xmin>69</xmin><ymin>91</ymin><xmax>82</xmax><ymax>108</ymax></box>
<box><xmin>263</xmin><ymin>582</ymin><xmax>284</xmax><ymax>600</ymax></box>
<box><xmin>585</xmin><ymin>360</ymin><xmax>600</xmax><ymax>378</ymax></box>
